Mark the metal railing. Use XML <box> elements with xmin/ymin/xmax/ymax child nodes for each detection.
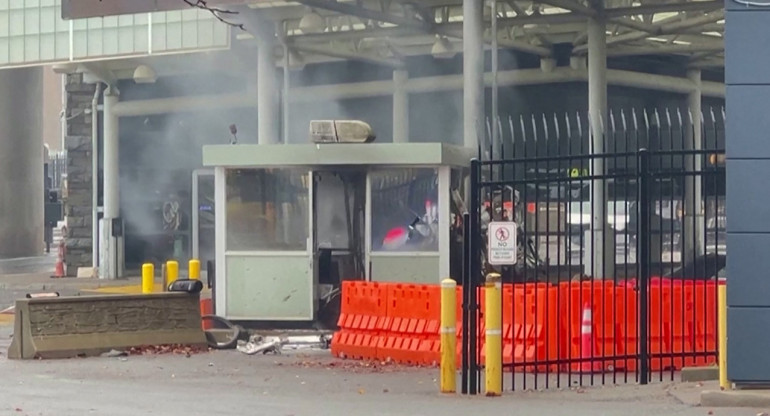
<box><xmin>461</xmin><ymin>107</ymin><xmax>725</xmax><ymax>393</ymax></box>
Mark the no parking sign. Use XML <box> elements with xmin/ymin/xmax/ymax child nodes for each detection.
<box><xmin>488</xmin><ymin>222</ymin><xmax>517</xmax><ymax>265</ymax></box>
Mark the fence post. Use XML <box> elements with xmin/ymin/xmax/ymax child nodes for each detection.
<box><xmin>718</xmin><ymin>283</ymin><xmax>729</xmax><ymax>390</ymax></box>
<box><xmin>142</xmin><ymin>263</ymin><xmax>154</xmax><ymax>294</ymax></box>
<box><xmin>638</xmin><ymin>148</ymin><xmax>650</xmax><ymax>385</ymax></box>
<box><xmin>485</xmin><ymin>272</ymin><xmax>502</xmax><ymax>397</ymax></box>
<box><xmin>189</xmin><ymin>259</ymin><xmax>201</xmax><ymax>280</ymax></box>
<box><xmin>166</xmin><ymin>260</ymin><xmax>179</xmax><ymax>289</ymax></box>
<box><xmin>461</xmin><ymin>212</ymin><xmax>471</xmax><ymax>395</ymax></box>
<box><xmin>468</xmin><ymin>158</ymin><xmax>481</xmax><ymax>395</ymax></box>
<box><xmin>440</xmin><ymin>278</ymin><xmax>457</xmax><ymax>393</ymax></box>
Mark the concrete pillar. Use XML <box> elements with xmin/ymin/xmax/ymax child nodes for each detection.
<box><xmin>100</xmin><ymin>86</ymin><xmax>123</xmax><ymax>279</ymax></box>
<box><xmin>685</xmin><ymin>68</ymin><xmax>704</xmax><ymax>263</ymax></box>
<box><xmin>463</xmin><ymin>0</ymin><xmax>484</xmax><ymax>149</ymax></box>
<box><xmin>0</xmin><ymin>68</ymin><xmax>43</xmax><ymax>258</ymax></box>
<box><xmin>392</xmin><ymin>69</ymin><xmax>409</xmax><ymax>143</ymax></box>
<box><xmin>587</xmin><ymin>14</ymin><xmax>614</xmax><ymax>278</ymax></box>
<box><xmin>103</xmin><ymin>87</ymin><xmax>119</xmax><ymax>220</ymax></box>
<box><xmin>258</xmin><ymin>39</ymin><xmax>278</xmax><ymax>145</ymax></box>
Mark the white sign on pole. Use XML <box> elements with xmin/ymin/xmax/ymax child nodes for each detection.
<box><xmin>488</xmin><ymin>221</ymin><xmax>517</xmax><ymax>265</ymax></box>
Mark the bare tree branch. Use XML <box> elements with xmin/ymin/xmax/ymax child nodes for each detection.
<box><xmin>182</xmin><ymin>0</ymin><xmax>245</xmax><ymax>30</ymax></box>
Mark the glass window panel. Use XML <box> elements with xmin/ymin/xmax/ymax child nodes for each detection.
<box><xmin>0</xmin><ymin>39</ymin><xmax>8</xmax><ymax>64</ymax></box>
<box><xmin>24</xmin><ymin>7</ymin><xmax>39</xmax><ymax>34</ymax></box>
<box><xmin>54</xmin><ymin>30</ymin><xmax>67</xmax><ymax>59</ymax></box>
<box><xmin>9</xmin><ymin>9</ymin><xmax>22</xmax><ymax>36</ymax></box>
<box><xmin>226</xmin><ymin>169</ymin><xmax>309</xmax><ymax>252</ymax></box>
<box><xmin>40</xmin><ymin>6</ymin><xmax>54</xmax><ymax>34</ymax></box>
<box><xmin>371</xmin><ymin>168</ymin><xmax>439</xmax><ymax>252</ymax></box>
<box><xmin>24</xmin><ymin>33</ymin><xmax>39</xmax><ymax>60</ymax></box>
<box><xmin>0</xmin><ymin>11</ymin><xmax>9</xmax><ymax>36</ymax></box>
<box><xmin>40</xmin><ymin>31</ymin><xmax>53</xmax><ymax>60</ymax></box>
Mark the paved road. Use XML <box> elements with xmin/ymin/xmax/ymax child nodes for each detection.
<box><xmin>0</xmin><ymin>326</ymin><xmax>763</xmax><ymax>416</ymax></box>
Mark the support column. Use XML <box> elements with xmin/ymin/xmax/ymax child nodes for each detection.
<box><xmin>463</xmin><ymin>0</ymin><xmax>484</xmax><ymax>149</ymax></box>
<box><xmin>685</xmin><ymin>68</ymin><xmax>704</xmax><ymax>264</ymax></box>
<box><xmin>258</xmin><ymin>39</ymin><xmax>279</xmax><ymax>145</ymax></box>
<box><xmin>393</xmin><ymin>69</ymin><xmax>409</xmax><ymax>143</ymax></box>
<box><xmin>100</xmin><ymin>86</ymin><xmax>124</xmax><ymax>279</ymax></box>
<box><xmin>587</xmin><ymin>14</ymin><xmax>614</xmax><ymax>278</ymax></box>
<box><xmin>0</xmin><ymin>68</ymin><xmax>43</xmax><ymax>258</ymax></box>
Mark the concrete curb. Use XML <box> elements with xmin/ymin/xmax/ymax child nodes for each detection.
<box><xmin>682</xmin><ymin>366</ymin><xmax>719</xmax><ymax>382</ymax></box>
<box><xmin>701</xmin><ymin>389</ymin><xmax>770</xmax><ymax>407</ymax></box>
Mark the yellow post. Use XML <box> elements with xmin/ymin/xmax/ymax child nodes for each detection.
<box><xmin>189</xmin><ymin>259</ymin><xmax>201</xmax><ymax>280</ymax></box>
<box><xmin>485</xmin><ymin>272</ymin><xmax>502</xmax><ymax>397</ymax></box>
<box><xmin>166</xmin><ymin>260</ymin><xmax>179</xmax><ymax>288</ymax></box>
<box><xmin>440</xmin><ymin>278</ymin><xmax>457</xmax><ymax>393</ymax></box>
<box><xmin>141</xmin><ymin>263</ymin><xmax>154</xmax><ymax>294</ymax></box>
<box><xmin>718</xmin><ymin>283</ymin><xmax>729</xmax><ymax>390</ymax></box>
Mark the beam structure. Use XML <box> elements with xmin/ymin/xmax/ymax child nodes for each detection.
<box><xmin>110</xmin><ymin>66</ymin><xmax>726</xmax><ymax>117</ymax></box>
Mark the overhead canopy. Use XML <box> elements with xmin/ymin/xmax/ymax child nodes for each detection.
<box><xmin>63</xmin><ymin>0</ymin><xmax>725</xmax><ymax>73</ymax></box>
<box><xmin>202</xmin><ymin>143</ymin><xmax>476</xmax><ymax>168</ymax></box>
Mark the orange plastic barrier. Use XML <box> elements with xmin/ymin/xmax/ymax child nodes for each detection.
<box><xmin>331</xmin><ymin>281</ymin><xmax>388</xmax><ymax>361</ymax></box>
<box><xmin>330</xmin><ymin>278</ymin><xmax>723</xmax><ymax>373</ymax></box>
<box><xmin>559</xmin><ymin>281</ymin><xmax>631</xmax><ymax>372</ymax></box>
<box><xmin>377</xmin><ymin>283</ymin><xmax>441</xmax><ymax>365</ymax></box>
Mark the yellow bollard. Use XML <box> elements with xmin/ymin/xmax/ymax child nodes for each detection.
<box><xmin>440</xmin><ymin>278</ymin><xmax>457</xmax><ymax>393</ymax></box>
<box><xmin>718</xmin><ymin>283</ymin><xmax>729</xmax><ymax>390</ymax></box>
<box><xmin>485</xmin><ymin>272</ymin><xmax>502</xmax><ymax>397</ymax></box>
<box><xmin>189</xmin><ymin>259</ymin><xmax>201</xmax><ymax>280</ymax></box>
<box><xmin>166</xmin><ymin>260</ymin><xmax>179</xmax><ymax>288</ymax></box>
<box><xmin>141</xmin><ymin>263</ymin><xmax>154</xmax><ymax>294</ymax></box>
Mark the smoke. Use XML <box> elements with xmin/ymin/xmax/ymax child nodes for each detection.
<box><xmin>116</xmin><ymin>41</ymin><xmax>525</xmax><ymax>266</ymax></box>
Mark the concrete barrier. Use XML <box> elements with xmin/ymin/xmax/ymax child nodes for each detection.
<box><xmin>8</xmin><ymin>293</ymin><xmax>207</xmax><ymax>359</ymax></box>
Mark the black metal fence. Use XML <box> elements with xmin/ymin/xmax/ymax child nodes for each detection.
<box><xmin>461</xmin><ymin>108</ymin><xmax>725</xmax><ymax>394</ymax></box>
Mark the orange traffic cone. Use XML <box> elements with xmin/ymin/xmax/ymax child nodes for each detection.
<box><xmin>51</xmin><ymin>241</ymin><xmax>66</xmax><ymax>278</ymax></box>
<box><xmin>578</xmin><ymin>302</ymin><xmax>604</xmax><ymax>373</ymax></box>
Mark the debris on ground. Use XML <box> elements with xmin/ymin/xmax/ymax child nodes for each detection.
<box><xmin>236</xmin><ymin>334</ymin><xmax>332</xmax><ymax>355</ymax></box>
<box><xmin>127</xmin><ymin>344</ymin><xmax>211</xmax><ymax>356</ymax></box>
<box><xmin>290</xmin><ymin>358</ymin><xmax>423</xmax><ymax>373</ymax></box>
<box><xmin>100</xmin><ymin>349</ymin><xmax>128</xmax><ymax>358</ymax></box>
<box><xmin>237</xmin><ymin>335</ymin><xmax>284</xmax><ymax>355</ymax></box>
<box><xmin>280</xmin><ymin>335</ymin><xmax>332</xmax><ymax>351</ymax></box>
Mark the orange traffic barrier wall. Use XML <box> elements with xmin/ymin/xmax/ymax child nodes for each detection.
<box><xmin>331</xmin><ymin>278</ymin><xmax>723</xmax><ymax>372</ymax></box>
<box><xmin>331</xmin><ymin>281</ymin><xmax>388</xmax><ymax>361</ymax></box>
<box><xmin>377</xmin><ymin>283</ymin><xmax>441</xmax><ymax>365</ymax></box>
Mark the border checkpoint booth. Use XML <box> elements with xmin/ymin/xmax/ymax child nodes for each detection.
<box><xmin>201</xmin><ymin>121</ymin><xmax>474</xmax><ymax>323</ymax></box>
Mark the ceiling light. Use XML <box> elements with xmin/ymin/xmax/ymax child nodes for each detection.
<box><xmin>133</xmin><ymin>64</ymin><xmax>157</xmax><ymax>84</ymax></box>
<box><xmin>299</xmin><ymin>10</ymin><xmax>325</xmax><ymax>34</ymax></box>
<box><xmin>431</xmin><ymin>36</ymin><xmax>456</xmax><ymax>59</ymax></box>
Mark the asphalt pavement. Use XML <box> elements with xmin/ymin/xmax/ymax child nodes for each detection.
<box><xmin>0</xmin><ymin>323</ymin><xmax>763</xmax><ymax>416</ymax></box>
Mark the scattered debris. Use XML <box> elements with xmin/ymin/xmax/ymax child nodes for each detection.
<box><xmin>237</xmin><ymin>335</ymin><xmax>284</xmax><ymax>355</ymax></box>
<box><xmin>100</xmin><ymin>349</ymin><xmax>128</xmax><ymax>358</ymax></box>
<box><xmin>291</xmin><ymin>359</ymin><xmax>419</xmax><ymax>373</ymax></box>
<box><xmin>280</xmin><ymin>335</ymin><xmax>332</xmax><ymax>351</ymax></box>
<box><xmin>127</xmin><ymin>344</ymin><xmax>210</xmax><ymax>356</ymax></box>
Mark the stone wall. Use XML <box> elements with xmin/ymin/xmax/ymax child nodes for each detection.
<box><xmin>8</xmin><ymin>293</ymin><xmax>206</xmax><ymax>359</ymax></box>
<box><xmin>63</xmin><ymin>73</ymin><xmax>95</xmax><ymax>276</ymax></box>
<box><xmin>26</xmin><ymin>294</ymin><xmax>201</xmax><ymax>336</ymax></box>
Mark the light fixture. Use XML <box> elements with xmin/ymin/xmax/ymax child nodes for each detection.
<box><xmin>298</xmin><ymin>10</ymin><xmax>325</xmax><ymax>34</ymax></box>
<box><xmin>431</xmin><ymin>36</ymin><xmax>456</xmax><ymax>59</ymax></box>
<box><xmin>132</xmin><ymin>64</ymin><xmax>157</xmax><ymax>84</ymax></box>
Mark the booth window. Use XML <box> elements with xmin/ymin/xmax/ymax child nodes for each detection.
<box><xmin>371</xmin><ymin>168</ymin><xmax>439</xmax><ymax>252</ymax></box>
<box><xmin>226</xmin><ymin>169</ymin><xmax>309</xmax><ymax>251</ymax></box>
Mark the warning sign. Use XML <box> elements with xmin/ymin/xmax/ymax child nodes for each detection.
<box><xmin>488</xmin><ymin>222</ymin><xmax>517</xmax><ymax>265</ymax></box>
